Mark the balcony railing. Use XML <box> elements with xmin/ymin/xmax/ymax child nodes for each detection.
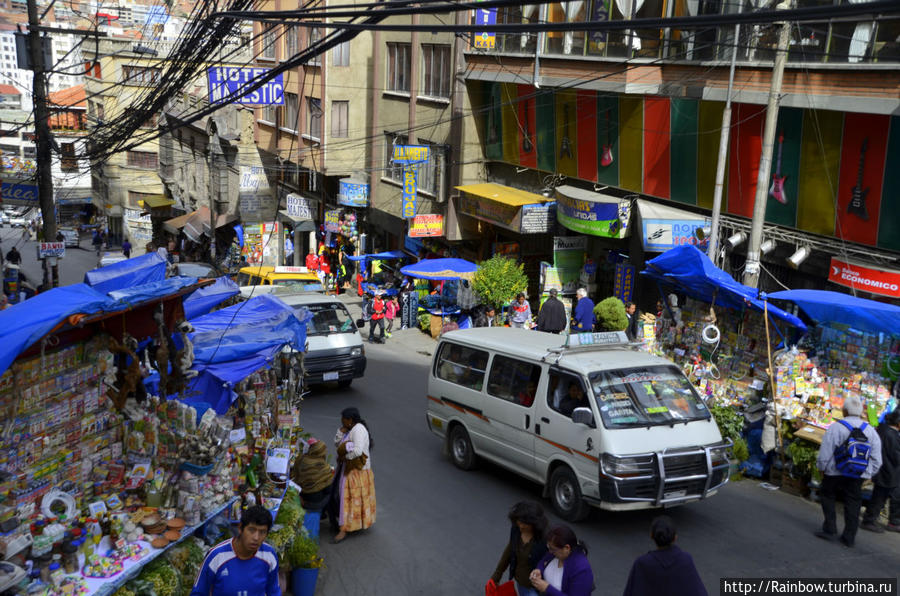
<box><xmin>475</xmin><ymin>1</ymin><xmax>899</xmax><ymax>65</ymax></box>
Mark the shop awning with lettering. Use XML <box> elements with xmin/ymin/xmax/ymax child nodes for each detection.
<box><xmin>554</xmin><ymin>185</ymin><xmax>630</xmax><ymax>238</ymax></box>
<box><xmin>636</xmin><ymin>199</ymin><xmax>708</xmax><ymax>252</ymax></box>
<box><xmin>455</xmin><ymin>183</ymin><xmax>555</xmax><ymax>234</ymax></box>
<box><xmin>139</xmin><ymin>195</ymin><xmax>175</xmax><ymax>209</ymax></box>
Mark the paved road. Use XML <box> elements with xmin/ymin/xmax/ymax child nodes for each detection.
<box><xmin>299</xmin><ymin>327</ymin><xmax>900</xmax><ymax>596</ymax></box>
<box><xmin>0</xmin><ymin>224</ymin><xmax>100</xmax><ymax>288</ymax></box>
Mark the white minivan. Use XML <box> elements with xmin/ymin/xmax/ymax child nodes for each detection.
<box><xmin>279</xmin><ymin>293</ymin><xmax>366</xmax><ymax>388</ymax></box>
<box><xmin>426</xmin><ymin>328</ymin><xmax>730</xmax><ymax>520</ymax></box>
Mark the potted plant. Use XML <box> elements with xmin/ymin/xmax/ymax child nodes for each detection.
<box><xmin>288</xmin><ymin>533</ymin><xmax>325</xmax><ymax>596</ymax></box>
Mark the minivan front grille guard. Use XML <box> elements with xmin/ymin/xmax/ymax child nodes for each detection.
<box><xmin>599</xmin><ymin>440</ymin><xmax>733</xmax><ymax>507</ymax></box>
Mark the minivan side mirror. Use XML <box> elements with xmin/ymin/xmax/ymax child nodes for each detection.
<box><xmin>572</xmin><ymin>407</ymin><xmax>595</xmax><ymax>427</ymax></box>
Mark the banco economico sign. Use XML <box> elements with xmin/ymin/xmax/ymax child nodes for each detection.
<box><xmin>828</xmin><ymin>257</ymin><xmax>900</xmax><ymax>298</ymax></box>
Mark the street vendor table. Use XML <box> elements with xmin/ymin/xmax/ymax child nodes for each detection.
<box><xmin>793</xmin><ymin>425</ymin><xmax>825</xmax><ymax>446</ymax></box>
<box><xmin>87</xmin><ymin>497</ymin><xmax>237</xmax><ymax>596</ymax></box>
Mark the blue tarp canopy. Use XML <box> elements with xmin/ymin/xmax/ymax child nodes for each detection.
<box><xmin>182</xmin><ymin>276</ymin><xmax>240</xmax><ymax>319</ymax></box>
<box><xmin>400</xmin><ymin>258</ymin><xmax>478</xmax><ymax>281</ymax></box>
<box><xmin>0</xmin><ymin>276</ymin><xmax>204</xmax><ymax>378</ymax></box>
<box><xmin>767</xmin><ymin>289</ymin><xmax>900</xmax><ymax>336</ymax></box>
<box><xmin>152</xmin><ymin>294</ymin><xmax>310</xmax><ymax>414</ymax></box>
<box><xmin>84</xmin><ymin>252</ymin><xmax>167</xmax><ymax>295</ymax></box>
<box><xmin>346</xmin><ymin>250</ymin><xmax>405</xmax><ymax>262</ymax></box>
<box><xmin>642</xmin><ymin>245</ymin><xmax>807</xmax><ymax>331</ymax></box>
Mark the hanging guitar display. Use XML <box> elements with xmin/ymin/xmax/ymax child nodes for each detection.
<box><xmin>769</xmin><ymin>132</ymin><xmax>787</xmax><ymax>204</ymax></box>
<box><xmin>600</xmin><ymin>109</ymin><xmax>614</xmax><ymax>167</ymax></box>
<box><xmin>560</xmin><ymin>103</ymin><xmax>572</xmax><ymax>159</ymax></box>
<box><xmin>522</xmin><ymin>99</ymin><xmax>534</xmax><ymax>153</ymax></box>
<box><xmin>847</xmin><ymin>138</ymin><xmax>870</xmax><ymax>221</ymax></box>
<box><xmin>486</xmin><ymin>95</ymin><xmax>499</xmax><ymax>145</ymax></box>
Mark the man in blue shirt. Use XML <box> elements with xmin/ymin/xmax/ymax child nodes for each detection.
<box><xmin>191</xmin><ymin>505</ymin><xmax>281</xmax><ymax>596</ymax></box>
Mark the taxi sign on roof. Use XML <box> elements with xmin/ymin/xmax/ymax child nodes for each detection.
<box><xmin>565</xmin><ymin>331</ymin><xmax>629</xmax><ymax>348</ymax></box>
<box><xmin>274</xmin><ymin>266</ymin><xmax>310</xmax><ymax>274</ymax></box>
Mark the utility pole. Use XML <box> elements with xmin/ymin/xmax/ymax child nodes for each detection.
<box><xmin>708</xmin><ymin>24</ymin><xmax>740</xmax><ymax>265</ymax></box>
<box><xmin>26</xmin><ymin>0</ymin><xmax>58</xmax><ymax>288</ymax></box>
<box><xmin>743</xmin><ymin>13</ymin><xmax>792</xmax><ymax>288</ymax></box>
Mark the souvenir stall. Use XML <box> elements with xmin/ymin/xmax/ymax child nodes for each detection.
<box><xmin>0</xmin><ymin>262</ymin><xmax>317</xmax><ymax>595</ymax></box>
<box><xmin>764</xmin><ymin>290</ymin><xmax>900</xmax><ymax>446</ymax></box>
<box><xmin>399</xmin><ymin>258</ymin><xmax>479</xmax><ymax>337</ymax></box>
<box><xmin>346</xmin><ymin>251</ymin><xmax>405</xmax><ymax>296</ymax></box>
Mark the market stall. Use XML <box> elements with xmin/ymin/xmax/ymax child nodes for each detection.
<box><xmin>0</xmin><ymin>263</ymin><xmax>319</xmax><ymax>595</ymax></box>
<box><xmin>399</xmin><ymin>258</ymin><xmax>478</xmax><ymax>336</ymax></box>
<box><xmin>347</xmin><ymin>250</ymin><xmax>405</xmax><ymax>296</ymax></box>
<box><xmin>181</xmin><ymin>276</ymin><xmax>240</xmax><ymax>320</ymax></box>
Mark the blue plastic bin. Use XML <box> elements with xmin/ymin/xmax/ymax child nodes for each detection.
<box><xmin>302</xmin><ymin>511</ymin><xmax>320</xmax><ymax>541</ymax></box>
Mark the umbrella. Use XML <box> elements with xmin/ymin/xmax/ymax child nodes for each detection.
<box><xmin>400</xmin><ymin>258</ymin><xmax>478</xmax><ymax>281</ymax></box>
<box><xmin>767</xmin><ymin>289</ymin><xmax>900</xmax><ymax>337</ymax></box>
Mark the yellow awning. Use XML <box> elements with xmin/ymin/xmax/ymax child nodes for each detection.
<box><xmin>139</xmin><ymin>195</ymin><xmax>175</xmax><ymax>209</ymax></box>
<box><xmin>455</xmin><ymin>183</ymin><xmax>551</xmax><ymax>207</ymax></box>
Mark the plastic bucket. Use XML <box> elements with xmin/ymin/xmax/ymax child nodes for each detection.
<box><xmin>302</xmin><ymin>511</ymin><xmax>321</xmax><ymax>541</ymax></box>
<box><xmin>291</xmin><ymin>567</ymin><xmax>319</xmax><ymax>596</ymax></box>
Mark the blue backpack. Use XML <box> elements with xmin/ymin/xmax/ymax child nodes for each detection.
<box><xmin>833</xmin><ymin>420</ymin><xmax>872</xmax><ymax>478</ymax></box>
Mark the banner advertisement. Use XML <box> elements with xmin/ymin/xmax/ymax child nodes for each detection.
<box><xmin>613</xmin><ymin>263</ymin><xmax>635</xmax><ymax>303</ymax></box>
<box><xmin>239</xmin><ymin>165</ymin><xmax>276</xmax><ymax>222</ymax></box>
<box><xmin>338</xmin><ymin>179</ymin><xmax>369</xmax><ymax>207</ymax></box>
<box><xmin>642</xmin><ymin>219</ymin><xmax>707</xmax><ymax>252</ymax></box>
<box><xmin>38</xmin><ymin>242</ymin><xmax>65</xmax><ymax>258</ymax></box>
<box><xmin>409</xmin><ymin>214</ymin><xmax>444</xmax><ymax>238</ymax></box>
<box><xmin>552</xmin><ymin>237</ymin><xmax>586</xmax><ymax>294</ymax></box>
<box><xmin>1</xmin><ymin>182</ymin><xmax>38</xmax><ymax>203</ymax></box>
<box><xmin>473</xmin><ymin>5</ymin><xmax>497</xmax><ymax>50</ymax></box>
<box><xmin>392</xmin><ymin>145</ymin><xmax>430</xmax><ymax>165</ymax></box>
<box><xmin>207</xmin><ymin>67</ymin><xmax>284</xmax><ymax>105</ymax></box>
<box><xmin>242</xmin><ymin>222</ymin><xmax>279</xmax><ymax>265</ymax></box>
<box><xmin>556</xmin><ymin>190</ymin><xmax>627</xmax><ymax>238</ymax></box>
<box><xmin>125</xmin><ymin>208</ymin><xmax>153</xmax><ymax>246</ymax></box>
<box><xmin>590</xmin><ymin>0</ymin><xmax>610</xmax><ymax>43</ymax></box>
<box><xmin>324</xmin><ymin>209</ymin><xmax>342</xmax><ymax>233</ymax></box>
<box><xmin>828</xmin><ymin>257</ymin><xmax>900</xmax><ymax>298</ymax></box>
<box><xmin>520</xmin><ymin>202</ymin><xmax>555</xmax><ymax>234</ymax></box>
<box><xmin>402</xmin><ymin>167</ymin><xmax>417</xmax><ymax>218</ymax></box>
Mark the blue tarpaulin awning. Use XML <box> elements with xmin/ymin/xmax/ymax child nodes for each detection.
<box><xmin>767</xmin><ymin>289</ymin><xmax>900</xmax><ymax>336</ymax></box>
<box><xmin>84</xmin><ymin>252</ymin><xmax>167</xmax><ymax>295</ymax></box>
<box><xmin>400</xmin><ymin>258</ymin><xmax>478</xmax><ymax>281</ymax></box>
<box><xmin>182</xmin><ymin>276</ymin><xmax>240</xmax><ymax>320</ymax></box>
<box><xmin>642</xmin><ymin>245</ymin><xmax>806</xmax><ymax>331</ymax></box>
<box><xmin>346</xmin><ymin>250</ymin><xmax>406</xmax><ymax>262</ymax></box>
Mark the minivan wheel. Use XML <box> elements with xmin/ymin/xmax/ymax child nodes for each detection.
<box><xmin>549</xmin><ymin>466</ymin><xmax>590</xmax><ymax>522</ymax></box>
<box><xmin>449</xmin><ymin>425</ymin><xmax>477</xmax><ymax>470</ymax></box>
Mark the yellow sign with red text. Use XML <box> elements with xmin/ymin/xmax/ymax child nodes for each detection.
<box><xmin>409</xmin><ymin>214</ymin><xmax>444</xmax><ymax>238</ymax></box>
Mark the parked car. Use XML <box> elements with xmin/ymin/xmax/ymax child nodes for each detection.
<box><xmin>174</xmin><ymin>262</ymin><xmax>219</xmax><ymax>278</ymax></box>
<box><xmin>9</xmin><ymin>217</ymin><xmax>26</xmax><ymax>228</ymax></box>
<box><xmin>97</xmin><ymin>251</ymin><xmax>128</xmax><ymax>268</ymax></box>
<box><xmin>57</xmin><ymin>228</ymin><xmax>80</xmax><ymax>248</ymax></box>
<box><xmin>0</xmin><ymin>213</ymin><xmax>9</xmax><ymax>225</ymax></box>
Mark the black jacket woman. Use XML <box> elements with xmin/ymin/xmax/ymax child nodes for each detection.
<box><xmin>491</xmin><ymin>501</ymin><xmax>549</xmax><ymax>596</ymax></box>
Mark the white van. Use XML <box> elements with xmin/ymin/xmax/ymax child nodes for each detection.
<box><xmin>426</xmin><ymin>328</ymin><xmax>730</xmax><ymax>520</ymax></box>
<box><xmin>279</xmin><ymin>293</ymin><xmax>366</xmax><ymax>388</ymax></box>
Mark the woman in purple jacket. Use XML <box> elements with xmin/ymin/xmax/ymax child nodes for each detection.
<box><xmin>529</xmin><ymin>525</ymin><xmax>594</xmax><ymax>596</ymax></box>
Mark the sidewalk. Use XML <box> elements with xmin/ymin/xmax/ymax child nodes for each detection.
<box><xmin>334</xmin><ymin>292</ymin><xmax>438</xmax><ymax>358</ymax></box>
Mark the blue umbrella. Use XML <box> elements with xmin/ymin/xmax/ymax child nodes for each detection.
<box><xmin>399</xmin><ymin>258</ymin><xmax>477</xmax><ymax>281</ymax></box>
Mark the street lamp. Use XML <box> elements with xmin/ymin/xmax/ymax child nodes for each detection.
<box><xmin>787</xmin><ymin>246</ymin><xmax>810</xmax><ymax>269</ymax></box>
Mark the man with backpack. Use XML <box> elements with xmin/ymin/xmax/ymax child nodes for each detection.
<box><xmin>815</xmin><ymin>395</ymin><xmax>882</xmax><ymax>547</ymax></box>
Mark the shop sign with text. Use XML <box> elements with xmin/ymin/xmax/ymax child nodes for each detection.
<box><xmin>208</xmin><ymin>67</ymin><xmax>284</xmax><ymax>105</ymax></box>
<box><xmin>324</xmin><ymin>209</ymin><xmax>342</xmax><ymax>233</ymax></box>
<box><xmin>2</xmin><ymin>182</ymin><xmax>38</xmax><ymax>203</ymax></box>
<box><xmin>338</xmin><ymin>179</ymin><xmax>369</xmax><ymax>207</ymax></box>
<box><xmin>828</xmin><ymin>258</ymin><xmax>900</xmax><ymax>298</ymax></box>
<box><xmin>520</xmin><ymin>202</ymin><xmax>555</xmax><ymax>234</ymax></box>
<box><xmin>402</xmin><ymin>167</ymin><xmax>417</xmax><ymax>218</ymax></box>
<box><xmin>409</xmin><ymin>214</ymin><xmax>443</xmax><ymax>237</ymax></box>
<box><xmin>557</xmin><ymin>192</ymin><xmax>627</xmax><ymax>238</ymax></box>
<box><xmin>642</xmin><ymin>219</ymin><xmax>706</xmax><ymax>252</ymax></box>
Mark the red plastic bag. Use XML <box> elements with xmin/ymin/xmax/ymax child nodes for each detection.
<box><xmin>485</xmin><ymin>579</ymin><xmax>517</xmax><ymax>596</ymax></box>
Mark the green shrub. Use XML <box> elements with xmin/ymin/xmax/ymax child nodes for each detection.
<box><xmin>788</xmin><ymin>439</ymin><xmax>819</xmax><ymax>479</ymax></box>
<box><xmin>732</xmin><ymin>437</ymin><xmax>750</xmax><ymax>462</ymax></box>
<box><xmin>471</xmin><ymin>256</ymin><xmax>527</xmax><ymax>309</ymax></box>
<box><xmin>593</xmin><ymin>297</ymin><xmax>627</xmax><ymax>331</ymax></box>
<box><xmin>286</xmin><ymin>533</ymin><xmax>319</xmax><ymax>569</ymax></box>
<box><xmin>709</xmin><ymin>403</ymin><xmax>744</xmax><ymax>444</ymax></box>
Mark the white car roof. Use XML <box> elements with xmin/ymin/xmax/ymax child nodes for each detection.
<box><xmin>439</xmin><ymin>328</ymin><xmax>675</xmax><ymax>375</ymax></box>
<box><xmin>277</xmin><ymin>293</ymin><xmax>344</xmax><ymax>307</ymax></box>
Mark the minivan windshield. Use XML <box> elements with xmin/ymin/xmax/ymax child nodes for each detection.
<box><xmin>296</xmin><ymin>303</ymin><xmax>355</xmax><ymax>336</ymax></box>
<box><xmin>588</xmin><ymin>365</ymin><xmax>710</xmax><ymax>428</ymax></box>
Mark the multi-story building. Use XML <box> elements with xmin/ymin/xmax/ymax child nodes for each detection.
<box><xmin>48</xmin><ymin>84</ymin><xmax>91</xmax><ymax>225</ymax></box>
<box><xmin>461</xmin><ymin>2</ymin><xmax>900</xmax><ymax>302</ymax></box>
<box><xmin>250</xmin><ymin>2</ymin><xmax>482</xmax><ymax>265</ymax></box>
<box><xmin>84</xmin><ymin>34</ymin><xmax>168</xmax><ymax>248</ymax></box>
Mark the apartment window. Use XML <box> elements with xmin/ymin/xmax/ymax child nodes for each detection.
<box><xmin>126</xmin><ymin>150</ymin><xmax>158</xmax><ymax>169</ymax></box>
<box><xmin>383</xmin><ymin>132</ymin><xmax>407</xmax><ymax>182</ymax></box>
<box><xmin>307</xmin><ymin>97</ymin><xmax>322</xmax><ymax>140</ymax></box>
<box><xmin>261</xmin><ymin>104</ymin><xmax>276</xmax><ymax>124</ymax></box>
<box><xmin>84</xmin><ymin>61</ymin><xmax>101</xmax><ymax>78</ymax></box>
<box><xmin>333</xmin><ymin>41</ymin><xmax>350</xmax><ymax>66</ymax></box>
<box><xmin>283</xmin><ymin>92</ymin><xmax>299</xmax><ymax>132</ymax></box>
<box><xmin>308</xmin><ymin>28</ymin><xmax>323</xmax><ymax>65</ymax></box>
<box><xmin>421</xmin><ymin>44</ymin><xmax>451</xmax><ymax>99</ymax></box>
<box><xmin>386</xmin><ymin>42</ymin><xmax>411</xmax><ymax>93</ymax></box>
<box><xmin>331</xmin><ymin>101</ymin><xmax>348</xmax><ymax>138</ymax></box>
<box><xmin>261</xmin><ymin>26</ymin><xmax>277</xmax><ymax>60</ymax></box>
<box><xmin>415</xmin><ymin>141</ymin><xmax>443</xmax><ymax>196</ymax></box>
<box><xmin>60</xmin><ymin>142</ymin><xmax>78</xmax><ymax>172</ymax></box>
<box><xmin>284</xmin><ymin>25</ymin><xmax>298</xmax><ymax>59</ymax></box>
<box><xmin>122</xmin><ymin>65</ymin><xmax>161</xmax><ymax>85</ymax></box>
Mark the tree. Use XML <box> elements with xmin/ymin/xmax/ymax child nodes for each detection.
<box><xmin>471</xmin><ymin>256</ymin><xmax>527</xmax><ymax>309</ymax></box>
<box><xmin>594</xmin><ymin>296</ymin><xmax>628</xmax><ymax>331</ymax></box>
